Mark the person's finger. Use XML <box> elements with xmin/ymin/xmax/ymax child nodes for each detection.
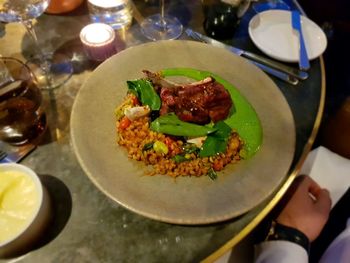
<box><xmin>315</xmin><ymin>188</ymin><xmax>332</xmax><ymax>214</ymax></box>
<box><xmin>306</xmin><ymin>176</ymin><xmax>323</xmax><ymax>198</ymax></box>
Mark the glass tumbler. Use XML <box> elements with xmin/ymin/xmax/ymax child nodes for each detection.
<box><xmin>0</xmin><ymin>57</ymin><xmax>47</xmax><ymax>145</ymax></box>
<box><xmin>202</xmin><ymin>0</ymin><xmax>251</xmax><ymax>40</ymax></box>
<box><xmin>87</xmin><ymin>0</ymin><xmax>133</xmax><ymax>30</ymax></box>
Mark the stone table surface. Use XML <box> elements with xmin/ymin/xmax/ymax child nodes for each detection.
<box><xmin>0</xmin><ymin>1</ymin><xmax>324</xmax><ymax>262</ymax></box>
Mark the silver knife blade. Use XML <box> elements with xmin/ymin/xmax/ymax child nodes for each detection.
<box><xmin>185</xmin><ymin>29</ymin><xmax>298</xmax><ymax>85</ymax></box>
<box><xmin>248</xmin><ymin>59</ymin><xmax>298</xmax><ymax>85</ymax></box>
<box><xmin>0</xmin><ymin>143</ymin><xmax>36</xmax><ymax>163</ymax></box>
<box><xmin>185</xmin><ymin>28</ymin><xmax>308</xmax><ymax>81</ymax></box>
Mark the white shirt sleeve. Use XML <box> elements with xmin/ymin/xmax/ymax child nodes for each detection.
<box><xmin>319</xmin><ymin>218</ymin><xmax>350</xmax><ymax>263</ymax></box>
<box><xmin>254</xmin><ymin>240</ymin><xmax>308</xmax><ymax>263</ymax></box>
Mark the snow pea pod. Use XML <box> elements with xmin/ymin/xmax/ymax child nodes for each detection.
<box><xmin>150</xmin><ymin>113</ymin><xmax>217</xmax><ymax>137</ymax></box>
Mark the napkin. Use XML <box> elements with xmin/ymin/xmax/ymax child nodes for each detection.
<box><xmin>300</xmin><ymin>146</ymin><xmax>350</xmax><ymax>208</ymax></box>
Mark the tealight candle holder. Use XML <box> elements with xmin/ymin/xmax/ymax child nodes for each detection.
<box><xmin>80</xmin><ymin>23</ymin><xmax>117</xmax><ymax>61</ymax></box>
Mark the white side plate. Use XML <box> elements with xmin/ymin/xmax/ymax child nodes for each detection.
<box><xmin>248</xmin><ymin>10</ymin><xmax>327</xmax><ymax>62</ymax></box>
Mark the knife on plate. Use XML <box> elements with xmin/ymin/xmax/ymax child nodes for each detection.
<box><xmin>185</xmin><ymin>28</ymin><xmax>308</xmax><ymax>82</ymax></box>
<box><xmin>291</xmin><ymin>11</ymin><xmax>310</xmax><ymax>71</ymax></box>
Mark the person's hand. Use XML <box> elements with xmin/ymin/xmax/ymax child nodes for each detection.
<box><xmin>276</xmin><ymin>175</ymin><xmax>332</xmax><ymax>242</ymax></box>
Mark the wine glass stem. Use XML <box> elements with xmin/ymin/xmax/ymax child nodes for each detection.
<box><xmin>159</xmin><ymin>0</ymin><xmax>166</xmax><ymax>31</ymax></box>
<box><xmin>21</xmin><ymin>20</ymin><xmax>52</xmax><ymax>84</ymax></box>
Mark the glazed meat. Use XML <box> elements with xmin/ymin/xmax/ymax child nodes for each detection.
<box><xmin>145</xmin><ymin>72</ymin><xmax>233</xmax><ymax>124</ymax></box>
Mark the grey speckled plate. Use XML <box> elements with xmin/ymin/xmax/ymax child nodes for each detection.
<box><xmin>71</xmin><ymin>40</ymin><xmax>295</xmax><ymax>225</ymax></box>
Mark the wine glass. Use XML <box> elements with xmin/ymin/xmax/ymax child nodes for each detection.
<box><xmin>141</xmin><ymin>0</ymin><xmax>183</xmax><ymax>41</ymax></box>
<box><xmin>0</xmin><ymin>57</ymin><xmax>47</xmax><ymax>145</ymax></box>
<box><xmin>0</xmin><ymin>0</ymin><xmax>73</xmax><ymax>90</ymax></box>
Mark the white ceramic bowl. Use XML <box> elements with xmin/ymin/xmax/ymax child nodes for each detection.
<box><xmin>0</xmin><ymin>163</ymin><xmax>51</xmax><ymax>258</ymax></box>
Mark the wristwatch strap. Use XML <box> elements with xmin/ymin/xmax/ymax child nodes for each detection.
<box><xmin>265</xmin><ymin>221</ymin><xmax>310</xmax><ymax>254</ymax></box>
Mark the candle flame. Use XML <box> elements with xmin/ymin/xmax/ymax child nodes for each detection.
<box><xmin>81</xmin><ymin>23</ymin><xmax>114</xmax><ymax>45</ymax></box>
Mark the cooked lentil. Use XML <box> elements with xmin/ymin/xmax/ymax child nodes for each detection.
<box><xmin>116</xmin><ymin>100</ymin><xmax>243</xmax><ymax>178</ymax></box>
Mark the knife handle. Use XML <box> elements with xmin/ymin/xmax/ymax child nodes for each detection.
<box><xmin>248</xmin><ymin>59</ymin><xmax>299</xmax><ymax>85</ymax></box>
<box><xmin>242</xmin><ymin>50</ymin><xmax>308</xmax><ymax>80</ymax></box>
<box><xmin>298</xmin><ymin>29</ymin><xmax>310</xmax><ymax>71</ymax></box>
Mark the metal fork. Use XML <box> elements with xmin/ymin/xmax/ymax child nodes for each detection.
<box><xmin>0</xmin><ymin>149</ymin><xmax>7</xmax><ymax>161</ymax></box>
<box><xmin>187</xmin><ymin>30</ymin><xmax>299</xmax><ymax>85</ymax></box>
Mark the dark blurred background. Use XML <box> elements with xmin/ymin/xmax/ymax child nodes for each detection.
<box><xmin>298</xmin><ymin>0</ymin><xmax>350</xmax><ymax>158</ymax></box>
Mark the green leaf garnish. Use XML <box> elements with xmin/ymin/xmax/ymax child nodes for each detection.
<box><xmin>182</xmin><ymin>143</ymin><xmax>200</xmax><ymax>154</ymax></box>
<box><xmin>207</xmin><ymin>168</ymin><xmax>217</xmax><ymax>180</ymax></box>
<box><xmin>199</xmin><ymin>121</ymin><xmax>232</xmax><ymax>157</ymax></box>
<box><xmin>127</xmin><ymin>79</ymin><xmax>161</xmax><ymax>111</ymax></box>
<box><xmin>142</xmin><ymin>142</ymin><xmax>154</xmax><ymax>151</ymax></box>
<box><xmin>172</xmin><ymin>155</ymin><xmax>189</xmax><ymax>163</ymax></box>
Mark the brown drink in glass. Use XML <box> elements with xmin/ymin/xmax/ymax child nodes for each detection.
<box><xmin>0</xmin><ymin>57</ymin><xmax>46</xmax><ymax>145</ymax></box>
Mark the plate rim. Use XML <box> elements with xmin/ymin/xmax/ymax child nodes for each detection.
<box><xmin>70</xmin><ymin>40</ymin><xmax>296</xmax><ymax>225</ymax></box>
<box><xmin>248</xmin><ymin>9</ymin><xmax>327</xmax><ymax>62</ymax></box>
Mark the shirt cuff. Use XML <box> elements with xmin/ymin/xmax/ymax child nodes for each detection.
<box><xmin>255</xmin><ymin>240</ymin><xmax>308</xmax><ymax>263</ymax></box>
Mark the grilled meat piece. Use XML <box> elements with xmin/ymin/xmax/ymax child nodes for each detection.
<box><xmin>144</xmin><ymin>70</ymin><xmax>233</xmax><ymax>125</ymax></box>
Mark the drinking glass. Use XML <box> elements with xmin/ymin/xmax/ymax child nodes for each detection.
<box><xmin>0</xmin><ymin>57</ymin><xmax>47</xmax><ymax>145</ymax></box>
<box><xmin>141</xmin><ymin>0</ymin><xmax>183</xmax><ymax>41</ymax></box>
<box><xmin>202</xmin><ymin>0</ymin><xmax>251</xmax><ymax>40</ymax></box>
<box><xmin>0</xmin><ymin>0</ymin><xmax>73</xmax><ymax>90</ymax></box>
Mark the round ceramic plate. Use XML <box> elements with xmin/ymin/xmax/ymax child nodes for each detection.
<box><xmin>71</xmin><ymin>40</ymin><xmax>295</xmax><ymax>225</ymax></box>
<box><xmin>248</xmin><ymin>10</ymin><xmax>327</xmax><ymax>62</ymax></box>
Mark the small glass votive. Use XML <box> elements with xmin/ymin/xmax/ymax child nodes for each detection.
<box><xmin>87</xmin><ymin>0</ymin><xmax>133</xmax><ymax>30</ymax></box>
<box><xmin>80</xmin><ymin>23</ymin><xmax>118</xmax><ymax>61</ymax></box>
